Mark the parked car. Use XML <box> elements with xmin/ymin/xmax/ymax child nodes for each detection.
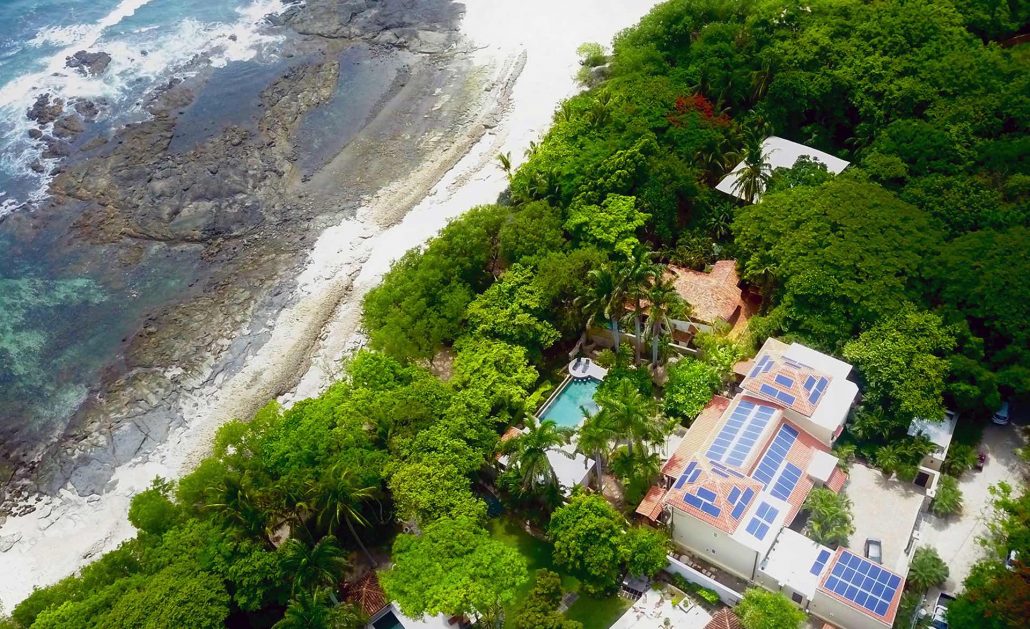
<box><xmin>865</xmin><ymin>538</ymin><xmax>882</xmax><ymax>564</ymax></box>
<box><xmin>931</xmin><ymin>592</ymin><xmax>956</xmax><ymax>629</ymax></box>
<box><xmin>992</xmin><ymin>401</ymin><xmax>1010</xmax><ymax>425</ymax></box>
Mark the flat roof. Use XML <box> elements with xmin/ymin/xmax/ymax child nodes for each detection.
<box><xmin>716</xmin><ymin>136</ymin><xmax>850</xmax><ymax>202</ymax></box>
<box><xmin>907</xmin><ymin>411</ymin><xmax>958</xmax><ymax>453</ymax></box>
<box><xmin>760</xmin><ymin>528</ymin><xmax>833</xmax><ymax>599</ymax></box>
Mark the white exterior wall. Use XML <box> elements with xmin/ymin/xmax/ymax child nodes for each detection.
<box><xmin>782</xmin><ymin>409</ymin><xmax>835</xmax><ymax>447</ymax></box>
<box><xmin>665</xmin><ymin>555</ymin><xmax>743</xmax><ymax>605</ymax></box>
<box><xmin>752</xmin><ymin>573</ymin><xmax>812</xmax><ymax>611</ymax></box>
<box><xmin>670</xmin><ymin>509</ymin><xmax>758</xmax><ymax>581</ymax></box>
<box><xmin>809</xmin><ymin>591</ymin><xmax>889</xmax><ymax>629</ymax></box>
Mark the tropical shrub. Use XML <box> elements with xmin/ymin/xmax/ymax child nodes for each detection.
<box><xmin>907</xmin><ymin>547</ymin><xmax>949</xmax><ymax>592</ymax></box>
<box><xmin>803</xmin><ymin>488</ymin><xmax>855</xmax><ymax>547</ymax></box>
<box><xmin>932</xmin><ymin>475</ymin><xmax>964</xmax><ymax>517</ymax></box>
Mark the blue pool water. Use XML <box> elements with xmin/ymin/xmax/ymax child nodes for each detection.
<box><xmin>539</xmin><ymin>378</ymin><xmax>601</xmax><ymax>428</ymax></box>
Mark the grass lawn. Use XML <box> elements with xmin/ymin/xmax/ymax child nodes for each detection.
<box><xmin>488</xmin><ymin>516</ymin><xmax>629</xmax><ymax>628</ymax></box>
<box><xmin>565</xmin><ymin>594</ymin><xmax>633</xmax><ymax>627</ymax></box>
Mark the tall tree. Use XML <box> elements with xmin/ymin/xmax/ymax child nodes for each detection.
<box><xmin>735</xmin><ymin>588</ymin><xmax>805</xmax><ymax>629</ymax></box>
<box><xmin>642</xmin><ymin>272</ymin><xmax>687</xmax><ymax>367</ymax></box>
<box><xmin>593</xmin><ymin>379</ymin><xmax>661</xmax><ymax>458</ymax></box>
<box><xmin>731</xmin><ymin>134</ymin><xmax>772</xmax><ymax>204</ymax></box>
<box><xmin>500</xmin><ymin>418</ymin><xmax>575</xmax><ymax>497</ymax></box>
<box><xmin>548</xmin><ymin>493</ymin><xmax>626</xmax><ymax>595</ymax></box>
<box><xmin>307</xmin><ymin>463</ymin><xmax>378</xmax><ymax>567</ymax></box>
<box><xmin>581</xmin><ymin>262</ymin><xmax>629</xmax><ymax>350</ymax></box>
<box><xmin>279</xmin><ymin>536</ymin><xmax>348</xmax><ymax>596</ymax></box>
<box><xmin>576</xmin><ymin>411</ymin><xmax>616</xmax><ymax>489</ymax></box>
<box><xmin>617</xmin><ymin>249</ymin><xmax>659</xmax><ymax>362</ymax></box>
<box><xmin>381</xmin><ymin>517</ymin><xmax>528</xmax><ymax>628</ymax></box>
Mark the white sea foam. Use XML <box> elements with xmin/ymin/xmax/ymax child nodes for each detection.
<box><xmin>0</xmin><ymin>0</ymin><xmax>286</xmax><ymax>211</ymax></box>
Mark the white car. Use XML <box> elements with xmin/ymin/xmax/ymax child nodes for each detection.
<box><xmin>992</xmin><ymin>401</ymin><xmax>1010</xmax><ymax>425</ymax></box>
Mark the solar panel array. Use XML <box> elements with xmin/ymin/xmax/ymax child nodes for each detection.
<box><xmin>805</xmin><ymin>375</ymin><xmax>829</xmax><ymax>404</ymax></box>
<box><xmin>684</xmin><ymin>486</ymin><xmax>720</xmax><ymax>517</ymax></box>
<box><xmin>771</xmin><ymin>463</ymin><xmax>803</xmax><ymax>500</ymax></box>
<box><xmin>752</xmin><ymin>424</ymin><xmax>799</xmax><ymax>488</ymax></box>
<box><xmin>706</xmin><ymin>400</ymin><xmax>776</xmax><ymax>467</ymax></box>
<box><xmin>674</xmin><ymin>462</ymin><xmax>700</xmax><ymax>489</ymax></box>
<box><xmin>823</xmin><ymin>551</ymin><xmax>902</xmax><ymax>618</ymax></box>
<box><xmin>748</xmin><ymin>354</ymin><xmax>773</xmax><ymax>378</ymax></box>
<box><xmin>710</xmin><ymin>461</ymin><xmax>744</xmax><ymax>478</ymax></box>
<box><xmin>810</xmin><ymin>549</ymin><xmax>832</xmax><ymax>575</ymax></box>
<box><xmin>729</xmin><ymin>487</ymin><xmax>755</xmax><ymax>519</ymax></box>
<box><xmin>744</xmin><ymin>501</ymin><xmax>778</xmax><ymax>540</ymax></box>
<box><xmin>759</xmin><ymin>383</ymin><xmax>798</xmax><ymax>406</ymax></box>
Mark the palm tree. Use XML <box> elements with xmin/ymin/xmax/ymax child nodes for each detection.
<box><xmin>642</xmin><ymin>273</ymin><xmax>687</xmax><ymax>368</ymax></box>
<box><xmin>281</xmin><ymin>535</ymin><xmax>349</xmax><ymax>595</ymax></box>
<box><xmin>274</xmin><ymin>588</ymin><xmax>335</xmax><ymax>629</ymax></box>
<box><xmin>732</xmin><ymin>134</ymin><xmax>772</xmax><ymax>203</ymax></box>
<box><xmin>581</xmin><ymin>263</ymin><xmax>629</xmax><ymax>350</ymax></box>
<box><xmin>500</xmin><ymin>418</ymin><xmax>574</xmax><ymax>496</ymax></box>
<box><xmin>496</xmin><ymin>152</ymin><xmax>512</xmax><ymax>179</ymax></box>
<box><xmin>617</xmin><ymin>249</ymin><xmax>660</xmax><ymax>363</ymax></box>
<box><xmin>803</xmin><ymin>488</ymin><xmax>854</xmax><ymax>547</ymax></box>
<box><xmin>308</xmin><ymin>462</ymin><xmax>379</xmax><ymax>567</ymax></box>
<box><xmin>577</xmin><ymin>410</ymin><xmax>616</xmax><ymax>489</ymax></box>
<box><xmin>594</xmin><ymin>379</ymin><xmax>661</xmax><ymax>458</ymax></box>
<box><xmin>907</xmin><ymin>547</ymin><xmax>949</xmax><ymax>592</ymax></box>
<box><xmin>205</xmin><ymin>474</ymin><xmax>271</xmax><ymax>547</ymax></box>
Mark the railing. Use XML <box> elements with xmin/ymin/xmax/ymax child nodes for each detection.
<box><xmin>665</xmin><ymin>555</ymin><xmax>743</xmax><ymax>606</ymax></box>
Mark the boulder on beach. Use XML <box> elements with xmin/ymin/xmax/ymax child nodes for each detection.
<box><xmin>53</xmin><ymin>114</ymin><xmax>86</xmax><ymax>139</ymax></box>
<box><xmin>66</xmin><ymin>50</ymin><xmax>113</xmax><ymax>76</ymax></box>
<box><xmin>74</xmin><ymin>99</ymin><xmax>101</xmax><ymax>121</ymax></box>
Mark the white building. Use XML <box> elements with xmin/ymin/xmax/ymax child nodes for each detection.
<box><xmin>907</xmin><ymin>411</ymin><xmax>958</xmax><ymax>472</ymax></box>
<box><xmin>715</xmin><ymin>136</ymin><xmax>851</xmax><ymax>203</ymax></box>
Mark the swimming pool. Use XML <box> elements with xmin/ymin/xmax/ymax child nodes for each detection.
<box><xmin>538</xmin><ymin>377</ymin><xmax>601</xmax><ymax>428</ymax></box>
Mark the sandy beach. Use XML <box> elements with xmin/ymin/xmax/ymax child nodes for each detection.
<box><xmin>0</xmin><ymin>0</ymin><xmax>660</xmax><ymax>609</ymax></box>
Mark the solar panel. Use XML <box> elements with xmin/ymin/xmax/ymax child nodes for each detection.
<box><xmin>684</xmin><ymin>491</ymin><xmax>721</xmax><ymax>517</ymax></box>
<box><xmin>711</xmin><ymin>462</ymin><xmax>744</xmax><ymax>478</ymax></box>
<box><xmin>774</xmin><ymin>374</ymin><xmax>795</xmax><ymax>388</ymax></box>
<box><xmin>728</xmin><ymin>487</ymin><xmax>740</xmax><ymax>504</ymax></box>
<box><xmin>808</xmin><ymin>377</ymin><xmax>829</xmax><ymax>404</ymax></box>
<box><xmin>804</xmin><ymin>375</ymin><xmax>816</xmax><ymax>390</ymax></box>
<box><xmin>730</xmin><ymin>487</ymin><xmax>755</xmax><ymax>519</ymax></box>
<box><xmin>823</xmin><ymin>551</ymin><xmax>901</xmax><ymax>619</ymax></box>
<box><xmin>744</xmin><ymin>501</ymin><xmax>778</xmax><ymax>540</ymax></box>
<box><xmin>771</xmin><ymin>463</ymin><xmax>803</xmax><ymax>500</ymax></box>
<box><xmin>748</xmin><ymin>354</ymin><xmax>772</xmax><ymax>378</ymax></box>
<box><xmin>706</xmin><ymin>401</ymin><xmax>775</xmax><ymax>467</ymax></box>
<box><xmin>752</xmin><ymin>424</ymin><xmax>799</xmax><ymax>488</ymax></box>
<box><xmin>674</xmin><ymin>462</ymin><xmax>698</xmax><ymax>489</ymax></box>
<box><xmin>810</xmin><ymin>549</ymin><xmax>832</xmax><ymax>576</ymax></box>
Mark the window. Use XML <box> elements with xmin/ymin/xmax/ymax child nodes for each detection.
<box><xmin>791</xmin><ymin>592</ymin><xmax>804</xmax><ymax>604</ymax></box>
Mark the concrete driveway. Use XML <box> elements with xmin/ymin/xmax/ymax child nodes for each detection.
<box><xmin>842</xmin><ymin>463</ymin><xmax>926</xmax><ymax>574</ymax></box>
<box><xmin>918</xmin><ymin>423</ymin><xmax>1027</xmax><ymax>593</ymax></box>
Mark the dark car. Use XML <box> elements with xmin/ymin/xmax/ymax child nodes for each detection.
<box><xmin>865</xmin><ymin>538</ymin><xmax>882</xmax><ymax>564</ymax></box>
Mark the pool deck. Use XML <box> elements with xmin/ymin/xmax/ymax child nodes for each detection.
<box><xmin>569</xmin><ymin>357</ymin><xmax>608</xmax><ymax>380</ymax></box>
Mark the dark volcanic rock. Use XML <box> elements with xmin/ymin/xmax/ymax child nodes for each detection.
<box><xmin>27</xmin><ymin>128</ymin><xmax>43</xmax><ymax>139</ymax></box>
<box><xmin>27</xmin><ymin>94</ymin><xmax>64</xmax><ymax>125</ymax></box>
<box><xmin>53</xmin><ymin>114</ymin><xmax>86</xmax><ymax>139</ymax></box>
<box><xmin>66</xmin><ymin>50</ymin><xmax>112</xmax><ymax>76</ymax></box>
<box><xmin>74</xmin><ymin>99</ymin><xmax>100</xmax><ymax>121</ymax></box>
<box><xmin>29</xmin><ymin>160</ymin><xmax>45</xmax><ymax>174</ymax></box>
<box><xmin>283</xmin><ymin>0</ymin><xmax>463</xmax><ymax>50</ymax></box>
<box><xmin>41</xmin><ymin>135</ymin><xmax>72</xmax><ymax>159</ymax></box>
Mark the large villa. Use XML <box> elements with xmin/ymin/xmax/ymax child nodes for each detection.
<box><xmin>637</xmin><ymin>338</ymin><xmax>907</xmax><ymax>629</ymax></box>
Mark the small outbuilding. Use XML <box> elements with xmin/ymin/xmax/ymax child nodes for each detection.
<box><xmin>715</xmin><ymin>136</ymin><xmax>850</xmax><ymax>203</ymax></box>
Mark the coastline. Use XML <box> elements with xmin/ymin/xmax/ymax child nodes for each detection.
<box><xmin>0</xmin><ymin>0</ymin><xmax>661</xmax><ymax>609</ymax></box>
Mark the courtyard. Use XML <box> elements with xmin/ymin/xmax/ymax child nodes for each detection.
<box><xmin>842</xmin><ymin>462</ymin><xmax>926</xmax><ymax>574</ymax></box>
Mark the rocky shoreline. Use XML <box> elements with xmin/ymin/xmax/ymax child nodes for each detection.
<box><xmin>0</xmin><ymin>0</ymin><xmax>492</xmax><ymax>516</ymax></box>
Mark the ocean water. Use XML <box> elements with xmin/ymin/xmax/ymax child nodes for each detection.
<box><xmin>0</xmin><ymin>0</ymin><xmax>286</xmax><ymax>215</ymax></box>
<box><xmin>0</xmin><ymin>0</ymin><xmax>289</xmax><ymax>459</ymax></box>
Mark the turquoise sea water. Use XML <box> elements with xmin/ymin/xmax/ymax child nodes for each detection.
<box><xmin>539</xmin><ymin>378</ymin><xmax>601</xmax><ymax>428</ymax></box>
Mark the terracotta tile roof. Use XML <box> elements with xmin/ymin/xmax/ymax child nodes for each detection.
<box><xmin>636</xmin><ymin>484</ymin><xmax>667</xmax><ymax>521</ymax></box>
<box><xmin>662</xmin><ymin>395</ymin><xmax>732</xmax><ymax>478</ymax></box>
<box><xmin>663</xmin><ymin>457</ymin><xmax>766</xmax><ymax>534</ymax></box>
<box><xmin>496</xmin><ymin>426</ymin><xmax>523</xmax><ymax>461</ymax></box>
<box><xmin>668</xmin><ymin>260</ymin><xmax>745</xmax><ymax>325</ymax></box>
<box><xmin>761</xmin><ymin>419</ymin><xmax>829</xmax><ymax>525</ymax></box>
<box><xmin>816</xmin><ymin>548</ymin><xmax>905</xmax><ymax>625</ymax></box>
<box><xmin>342</xmin><ymin>572</ymin><xmax>388</xmax><ymax>617</ymax></box>
<box><xmin>705</xmin><ymin>608</ymin><xmax>744</xmax><ymax>629</ymax></box>
<box><xmin>826</xmin><ymin>467</ymin><xmax>848</xmax><ymax>493</ymax></box>
<box><xmin>742</xmin><ymin>352</ymin><xmax>831</xmax><ymax>417</ymax></box>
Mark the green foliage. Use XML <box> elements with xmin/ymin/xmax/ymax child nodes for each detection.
<box><xmin>735</xmin><ymin>588</ymin><xmax>805</xmax><ymax>629</ymax></box>
<box><xmin>128</xmin><ymin>477</ymin><xmax>179</xmax><ymax>535</ymax></box>
<box><xmin>510</xmin><ymin>570</ymin><xmax>583</xmax><ymax>629</ymax></box>
<box><xmin>947</xmin><ymin>560</ymin><xmax>1030</xmax><ymax>628</ymax></box>
<box><xmin>498</xmin><ymin>201</ymin><xmax>566</xmax><ymax>267</ymax></box>
<box><xmin>619</xmin><ymin>527</ymin><xmax>669</xmax><ymax>579</ymax></box>
<box><xmin>843</xmin><ymin>309</ymin><xmax>955</xmax><ymax>424</ymax></box>
<box><xmin>465</xmin><ymin>264</ymin><xmax>560</xmax><ymax>353</ymax></box>
<box><xmin>388</xmin><ymin>460</ymin><xmax>487</xmax><ymax>527</ymax></box>
<box><xmin>548</xmin><ymin>493</ymin><xmax>626</xmax><ymax>596</ymax></box>
<box><xmin>101</xmin><ymin>566</ymin><xmax>229</xmax><ymax>629</ymax></box>
<box><xmin>499</xmin><ymin>418</ymin><xmax>574</xmax><ymax>506</ymax></box>
<box><xmin>565</xmin><ymin>194</ymin><xmax>649</xmax><ymax>258</ymax></box>
<box><xmin>932</xmin><ymin>475</ymin><xmax>964</xmax><ymax>517</ymax></box>
<box><xmin>735</xmin><ymin>178</ymin><xmax>943</xmax><ymax>351</ymax></box>
<box><xmin>907</xmin><ymin>547</ymin><xmax>949</xmax><ymax>592</ymax></box>
<box><xmin>668</xmin><ymin>574</ymin><xmax>720</xmax><ymax>606</ymax></box>
<box><xmin>943</xmin><ymin>442</ymin><xmax>979</xmax><ymax>477</ymax></box>
<box><xmin>452</xmin><ymin>336</ymin><xmax>538</xmax><ymax>420</ymax></box>
<box><xmin>381</xmin><ymin>516</ymin><xmax>528</xmax><ymax>624</ymax></box>
<box><xmin>362</xmin><ymin>205</ymin><xmax>506</xmax><ymax>361</ymax></box>
<box><xmin>803</xmin><ymin>488</ymin><xmax>855</xmax><ymax>548</ymax></box>
<box><xmin>766</xmin><ymin>156</ymin><xmax>832</xmax><ymax>194</ymax></box>
<box><xmin>662</xmin><ymin>358</ymin><xmax>722</xmax><ymax>421</ymax></box>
